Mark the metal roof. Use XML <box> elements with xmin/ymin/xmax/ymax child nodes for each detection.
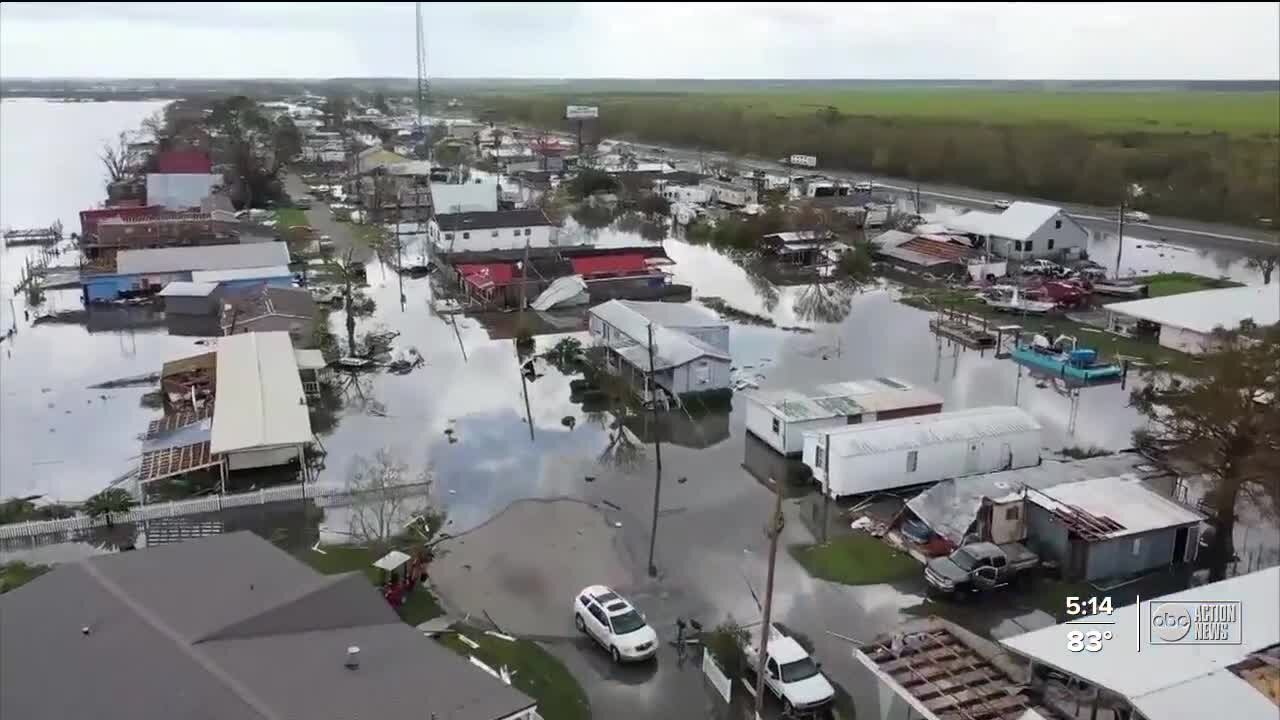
<box><xmin>1028</xmin><ymin>474</ymin><xmax>1203</xmax><ymax>539</ymax></box>
<box><xmin>1001</xmin><ymin>567</ymin><xmax>1280</xmax><ymax>720</ymax></box>
<box><xmin>750</xmin><ymin>378</ymin><xmax>940</xmax><ymax>423</ymax></box>
<box><xmin>191</xmin><ymin>265</ymin><xmax>293</xmax><ymax>283</ymax></box>
<box><xmin>1104</xmin><ymin>283</ymin><xmax>1279</xmax><ymax>335</ymax></box>
<box><xmin>159</xmin><ymin>281</ymin><xmax>218</xmax><ymax>297</ymax></box>
<box><xmin>945</xmin><ymin>201</ymin><xmax>1067</xmax><ymax>241</ymax></box>
<box><xmin>293</xmin><ymin>348</ymin><xmax>327</xmax><ymax>371</ymax></box>
<box><xmin>435</xmin><ymin>209</ymin><xmax>551</xmax><ymax>231</ymax></box>
<box><xmin>590</xmin><ymin>300</ymin><xmax>730</xmax><ymax>370</ymax></box>
<box><xmin>817</xmin><ymin>406</ymin><xmax>1040</xmax><ymax>458</ymax></box>
<box><xmin>210</xmin><ymin>332</ymin><xmax>313</xmax><ymax>455</ymax></box>
<box><xmin>0</xmin><ymin>532</ymin><xmax>535</xmax><ymax>720</ymax></box>
<box><xmin>430</xmin><ymin>182</ymin><xmax>499</xmax><ymax>213</ymax></box>
<box><xmin>907</xmin><ymin>454</ymin><xmax>1161</xmax><ymax>545</ymax></box>
<box><xmin>116</xmin><ymin>242</ymin><xmax>290</xmax><ymax>275</ymax></box>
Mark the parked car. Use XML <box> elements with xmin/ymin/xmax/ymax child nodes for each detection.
<box><xmin>572</xmin><ymin>585</ymin><xmax>658</xmax><ymax>663</ymax></box>
<box><xmin>925</xmin><ymin>542</ymin><xmax>1040</xmax><ymax>595</ymax></box>
<box><xmin>853</xmin><ymin>181</ymin><xmax>874</xmax><ymax>192</ymax></box>
<box><xmin>1020</xmin><ymin>259</ymin><xmax>1063</xmax><ymax>276</ymax></box>
<box><xmin>992</xmin><ymin>199</ymin><xmax>1012</xmax><ymax>210</ymax></box>
<box><xmin>1123</xmin><ymin>210</ymin><xmax>1151</xmax><ymax>223</ymax></box>
<box><xmin>743</xmin><ymin>624</ymin><xmax>836</xmax><ymax>714</ymax></box>
<box><xmin>295</xmin><ymin>197</ymin><xmax>313</xmax><ymax>210</ymax></box>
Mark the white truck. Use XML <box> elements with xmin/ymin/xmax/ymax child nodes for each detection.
<box><xmin>788</xmin><ymin>154</ymin><xmax>818</xmax><ymax>168</ymax></box>
<box><xmin>743</xmin><ymin>624</ymin><xmax>835</xmax><ymax>714</ymax></box>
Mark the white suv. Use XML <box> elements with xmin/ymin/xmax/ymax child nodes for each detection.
<box><xmin>573</xmin><ymin>585</ymin><xmax>658</xmax><ymax>663</ymax></box>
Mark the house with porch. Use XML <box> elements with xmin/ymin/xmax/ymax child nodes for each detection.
<box><xmin>588</xmin><ymin>300</ymin><xmax>731</xmax><ymax>403</ymax></box>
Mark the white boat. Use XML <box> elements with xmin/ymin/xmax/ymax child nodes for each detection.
<box><xmin>982</xmin><ymin>286</ymin><xmax>1057</xmax><ymax>315</ymax></box>
<box><xmin>1091</xmin><ymin>281</ymin><xmax>1147</xmax><ymax>299</ymax></box>
<box><xmin>530</xmin><ymin>275</ymin><xmax>588</xmax><ymax>311</ymax></box>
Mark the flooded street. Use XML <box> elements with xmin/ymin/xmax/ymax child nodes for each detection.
<box><xmin>1</xmin><ymin>99</ymin><xmax>1268</xmax><ymax>720</ymax></box>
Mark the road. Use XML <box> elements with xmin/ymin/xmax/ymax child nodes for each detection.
<box><xmin>520</xmin><ymin>127</ymin><xmax>1278</xmax><ymax>254</ymax></box>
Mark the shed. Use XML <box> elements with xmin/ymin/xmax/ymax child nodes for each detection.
<box><xmin>158</xmin><ymin>281</ymin><xmax>219</xmax><ymax>315</ymax></box>
<box><xmin>1001</xmin><ymin>567</ymin><xmax>1280</xmax><ymax>720</ymax></box>
<box><xmin>1104</xmin><ymin>283</ymin><xmax>1278</xmax><ymax>355</ymax></box>
<box><xmin>1023</xmin><ymin>475</ymin><xmax>1203</xmax><ymax>581</ymax></box>
<box><xmin>804</xmin><ymin>406</ymin><xmax>1041</xmax><ymax>498</ymax></box>
<box><xmin>209</xmin><ymin>332</ymin><xmax>313</xmax><ymax>472</ymax></box>
<box><xmin>745</xmin><ymin>378</ymin><xmax>943</xmax><ymax>456</ymax></box>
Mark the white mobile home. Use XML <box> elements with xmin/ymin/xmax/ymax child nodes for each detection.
<box><xmin>700</xmin><ymin>179</ymin><xmax>758</xmax><ymax>208</ymax></box>
<box><xmin>804</xmin><ymin>406</ymin><xmax>1041</xmax><ymax>498</ymax></box>
<box><xmin>745</xmin><ymin>379</ymin><xmax>944</xmax><ymax>456</ymax></box>
<box><xmin>588</xmin><ymin>300</ymin><xmax>731</xmax><ymax>401</ymax></box>
<box><xmin>1104</xmin><ymin>283</ymin><xmax>1279</xmax><ymax>355</ymax></box>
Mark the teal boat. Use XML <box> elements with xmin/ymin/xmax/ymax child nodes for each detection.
<box><xmin>1010</xmin><ymin>337</ymin><xmax>1122</xmax><ymax>383</ymax></box>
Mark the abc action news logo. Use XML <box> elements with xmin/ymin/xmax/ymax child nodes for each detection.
<box><xmin>1149</xmin><ymin>600</ymin><xmax>1243</xmax><ymax>645</ymax></box>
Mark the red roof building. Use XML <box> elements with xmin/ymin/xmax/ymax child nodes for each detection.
<box><xmin>79</xmin><ymin>205</ymin><xmax>165</xmax><ymax>239</ymax></box>
<box><xmin>455</xmin><ymin>262</ymin><xmax>516</xmax><ymax>292</ymax></box>
<box><xmin>153</xmin><ymin>149</ymin><xmax>213</xmax><ymax>174</ymax></box>
<box><xmin>568</xmin><ymin>253</ymin><xmax>653</xmax><ymax>278</ymax></box>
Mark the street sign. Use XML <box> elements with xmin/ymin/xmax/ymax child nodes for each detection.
<box><xmin>565</xmin><ymin>105</ymin><xmax>599</xmax><ymax>119</ymax></box>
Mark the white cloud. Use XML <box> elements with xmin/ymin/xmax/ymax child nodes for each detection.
<box><xmin>1</xmin><ymin>2</ymin><xmax>1276</xmax><ymax>79</ymax></box>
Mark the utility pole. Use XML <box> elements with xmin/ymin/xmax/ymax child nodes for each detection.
<box><xmin>517</xmin><ymin>238</ymin><xmax>533</xmax><ymax>441</ymax></box>
<box><xmin>1114</xmin><ymin>201</ymin><xmax>1126</xmax><ymax>280</ymax></box>
<box><xmin>753</xmin><ymin>478</ymin><xmax>786</xmax><ymax>717</ymax></box>
<box><xmin>820</xmin><ymin>433</ymin><xmax>831</xmax><ymax>543</ymax></box>
<box><xmin>645</xmin><ymin>323</ymin><xmax>664</xmax><ymax>577</ymax></box>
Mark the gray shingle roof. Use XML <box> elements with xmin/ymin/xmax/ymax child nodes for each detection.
<box><xmin>1</xmin><ymin>532</ymin><xmax>535</xmax><ymax>720</ymax></box>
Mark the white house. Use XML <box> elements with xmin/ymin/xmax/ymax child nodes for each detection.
<box><xmin>804</xmin><ymin>406</ymin><xmax>1041</xmax><ymax>498</ymax></box>
<box><xmin>657</xmin><ymin>182</ymin><xmax>710</xmax><ymax>205</ymax></box>
<box><xmin>1001</xmin><ymin>567</ymin><xmax>1280</xmax><ymax>720</ymax></box>
<box><xmin>1104</xmin><ymin>283</ymin><xmax>1279</xmax><ymax>354</ymax></box>
<box><xmin>430</xmin><ymin>182</ymin><xmax>499</xmax><ymax>214</ymax></box>
<box><xmin>745</xmin><ymin>379</ymin><xmax>944</xmax><ymax>456</ymax></box>
<box><xmin>700</xmin><ymin>179</ymin><xmax>759</xmax><ymax>208</ymax></box>
<box><xmin>210</xmin><ymin>331</ymin><xmax>313</xmax><ymax>472</ymax></box>
<box><xmin>588</xmin><ymin>300</ymin><xmax>731</xmax><ymax>401</ymax></box>
<box><xmin>944</xmin><ymin>201</ymin><xmax>1088</xmax><ymax>259</ymax></box>
<box><xmin>429</xmin><ymin>210</ymin><xmax>559</xmax><ymax>254</ymax></box>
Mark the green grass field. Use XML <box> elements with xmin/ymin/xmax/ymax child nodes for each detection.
<box><xmin>437</xmin><ymin>624</ymin><xmax>591</xmax><ymax>720</ymax></box>
<box><xmin>789</xmin><ymin>534</ymin><xmax>921</xmax><ymax>586</ymax></box>
<box><xmin>604</xmin><ymin>90</ymin><xmax>1279</xmax><ymax>136</ymax></box>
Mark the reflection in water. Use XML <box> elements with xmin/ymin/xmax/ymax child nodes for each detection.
<box><xmin>791</xmin><ymin>279</ymin><xmax>857</xmax><ymax>324</ymax></box>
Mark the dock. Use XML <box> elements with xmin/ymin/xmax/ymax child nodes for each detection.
<box><xmin>3</xmin><ymin>221</ymin><xmax>63</xmax><ymax>247</ymax></box>
<box><xmin>928</xmin><ymin>307</ymin><xmax>998</xmax><ymax>349</ymax></box>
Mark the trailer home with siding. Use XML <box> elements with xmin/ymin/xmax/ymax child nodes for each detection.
<box><xmin>804</xmin><ymin>406</ymin><xmax>1041</xmax><ymax>498</ymax></box>
<box><xmin>744</xmin><ymin>379</ymin><xmax>944</xmax><ymax>456</ymax></box>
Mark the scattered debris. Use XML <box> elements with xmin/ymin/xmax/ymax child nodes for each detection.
<box><xmin>87</xmin><ymin>371</ymin><xmax>160</xmax><ymax>389</ymax></box>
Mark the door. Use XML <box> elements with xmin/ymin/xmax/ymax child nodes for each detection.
<box><xmin>1172</xmin><ymin>527</ymin><xmax>1190</xmax><ymax>565</ymax></box>
<box><xmin>586</xmin><ymin>604</ymin><xmax>610</xmax><ymax>645</ymax></box>
<box><xmin>766</xmin><ymin>658</ymin><xmax>782</xmax><ymax>697</ymax></box>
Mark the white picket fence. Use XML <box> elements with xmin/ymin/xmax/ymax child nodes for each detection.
<box><xmin>0</xmin><ymin>482</ymin><xmax>430</xmax><ymax>541</ymax></box>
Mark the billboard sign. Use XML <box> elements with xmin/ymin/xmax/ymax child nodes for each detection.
<box><xmin>566</xmin><ymin>105</ymin><xmax>599</xmax><ymax>119</ymax></box>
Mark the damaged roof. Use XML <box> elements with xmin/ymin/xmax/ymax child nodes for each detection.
<box><xmin>1027</xmin><ymin>474</ymin><xmax>1202</xmax><ymax>540</ymax></box>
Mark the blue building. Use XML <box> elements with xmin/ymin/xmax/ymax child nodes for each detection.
<box><xmin>82</xmin><ymin>243</ymin><xmax>291</xmax><ymax>303</ymax></box>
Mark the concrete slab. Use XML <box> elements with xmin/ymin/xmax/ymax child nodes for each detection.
<box><xmin>431</xmin><ymin>499</ymin><xmax>637</xmax><ymax>637</ymax></box>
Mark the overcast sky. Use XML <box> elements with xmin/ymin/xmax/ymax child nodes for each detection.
<box><xmin>2</xmin><ymin>2</ymin><xmax>1277</xmax><ymax>80</ymax></box>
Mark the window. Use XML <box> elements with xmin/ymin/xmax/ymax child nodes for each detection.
<box><xmin>1132</xmin><ymin>537</ymin><xmax>1143</xmax><ymax>556</ymax></box>
<box><xmin>772</xmin><ymin>418</ymin><xmax>780</xmax><ymax>434</ymax></box>
<box><xmin>462</xmin><ymin>232</ymin><xmax>470</xmax><ymax>239</ymax></box>
<box><xmin>1025</xmin><ymin>240</ymin><xmax>1034</xmax><ymax>252</ymax></box>
<box><xmin>814</xmin><ymin>445</ymin><xmax>824</xmax><ymax>469</ymax></box>
<box><xmin>1048</xmin><ymin>238</ymin><xmax>1055</xmax><ymax>250</ymax></box>
<box><xmin>1055</xmin><ymin>219</ymin><xmax>1062</xmax><ymax>230</ymax></box>
<box><xmin>588</xmin><ymin>604</ymin><xmax>607</xmax><ymax>624</ymax></box>
<box><xmin>1013</xmin><ymin>240</ymin><xmax>1023</xmax><ymax>252</ymax></box>
<box><xmin>992</xmin><ymin>555</ymin><xmax>1006</xmax><ymax>568</ymax></box>
<box><xmin>524</xmin><ymin>228</ymin><xmax>532</xmax><ymax>236</ymax></box>
<box><xmin>513</xmin><ymin>228</ymin><xmax>521</xmax><ymax>236</ymax></box>
<box><xmin>444</xmin><ymin>232</ymin><xmax>454</xmax><ymax>241</ymax></box>
<box><xmin>695</xmin><ymin>361</ymin><xmax>710</xmax><ymax>385</ymax></box>
<box><xmin>491</xmin><ymin>229</ymin><xmax>499</xmax><ymax>238</ymax></box>
<box><xmin>1005</xmin><ymin>506</ymin><xmax>1021</xmax><ymax>521</ymax></box>
<box><xmin>906</xmin><ymin>450</ymin><xmax>918</xmax><ymax>472</ymax></box>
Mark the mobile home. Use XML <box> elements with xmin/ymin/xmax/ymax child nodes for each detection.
<box><xmin>745</xmin><ymin>379</ymin><xmax>943</xmax><ymax>456</ymax></box>
<box><xmin>803</xmin><ymin>406</ymin><xmax>1041</xmax><ymax>498</ymax></box>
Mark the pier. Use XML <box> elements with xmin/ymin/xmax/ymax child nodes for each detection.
<box><xmin>928</xmin><ymin>307</ymin><xmax>999</xmax><ymax>349</ymax></box>
<box><xmin>3</xmin><ymin>221</ymin><xmax>63</xmax><ymax>247</ymax></box>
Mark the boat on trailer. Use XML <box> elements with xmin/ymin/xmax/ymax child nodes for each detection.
<box><xmin>1010</xmin><ymin>334</ymin><xmax>1122</xmax><ymax>383</ymax></box>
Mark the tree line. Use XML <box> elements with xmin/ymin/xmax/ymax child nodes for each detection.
<box><xmin>479</xmin><ymin>95</ymin><xmax>1280</xmax><ymax>227</ymax></box>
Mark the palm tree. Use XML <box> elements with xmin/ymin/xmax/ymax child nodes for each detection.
<box><xmin>82</xmin><ymin>488</ymin><xmax>136</xmax><ymax>528</ymax></box>
<box><xmin>1245</xmin><ymin>253</ymin><xmax>1277</xmax><ymax>284</ymax></box>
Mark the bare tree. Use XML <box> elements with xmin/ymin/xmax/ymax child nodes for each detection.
<box><xmin>346</xmin><ymin>448</ymin><xmax>444</xmax><ymax>553</ymax></box>
<box><xmin>1245</xmin><ymin>253</ymin><xmax>1278</xmax><ymax>285</ymax></box>
<box><xmin>100</xmin><ymin>131</ymin><xmax>131</xmax><ymax>183</ymax></box>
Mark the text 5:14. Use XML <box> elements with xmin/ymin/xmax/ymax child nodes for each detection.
<box><xmin>1065</xmin><ymin>596</ymin><xmax>1113</xmax><ymax>616</ymax></box>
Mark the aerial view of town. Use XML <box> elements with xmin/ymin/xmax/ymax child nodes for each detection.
<box><xmin>1</xmin><ymin>2</ymin><xmax>1277</xmax><ymax>719</ymax></box>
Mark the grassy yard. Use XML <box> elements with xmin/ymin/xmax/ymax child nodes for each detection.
<box><xmin>790</xmin><ymin>533</ymin><xmax>920</xmax><ymax>586</ymax></box>
<box><xmin>298</xmin><ymin>545</ymin><xmax>443</xmax><ymax>626</ymax></box>
<box><xmin>437</xmin><ymin>624</ymin><xmax>591</xmax><ymax>720</ymax></box>
<box><xmin>1138</xmin><ymin>272</ymin><xmax>1242</xmax><ymax>298</ymax></box>
<box><xmin>274</xmin><ymin>207</ymin><xmax>309</xmax><ymax>230</ymax></box>
<box><xmin>0</xmin><ymin>561</ymin><xmax>50</xmax><ymax>594</ymax></box>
